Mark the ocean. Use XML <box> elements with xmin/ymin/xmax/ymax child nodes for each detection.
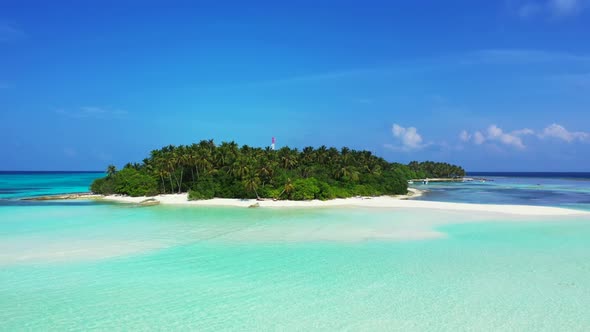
<box><xmin>1</xmin><ymin>172</ymin><xmax>589</xmax><ymax>330</ymax></box>
<box><xmin>414</xmin><ymin>172</ymin><xmax>590</xmax><ymax>211</ymax></box>
<box><xmin>0</xmin><ymin>171</ymin><xmax>103</xmax><ymax>200</ymax></box>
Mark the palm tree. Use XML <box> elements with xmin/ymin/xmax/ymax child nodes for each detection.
<box><xmin>216</xmin><ymin>141</ymin><xmax>238</xmax><ymax>167</ymax></box>
<box><xmin>93</xmin><ymin>137</ymin><xmax>464</xmax><ymax>199</ymax></box>
<box><xmin>242</xmin><ymin>174</ymin><xmax>261</xmax><ymax>199</ymax></box>
<box><xmin>155</xmin><ymin>168</ymin><xmax>168</xmax><ymax>193</ymax></box>
<box><xmin>196</xmin><ymin>147</ymin><xmax>212</xmax><ymax>179</ymax></box>
<box><xmin>335</xmin><ymin>165</ymin><xmax>359</xmax><ymax>181</ymax></box>
<box><xmin>301</xmin><ymin>146</ymin><xmax>315</xmax><ymax>165</ymax></box>
<box><xmin>187</xmin><ymin>144</ymin><xmax>198</xmax><ymax>184</ymax></box>
<box><xmin>316</xmin><ymin>145</ymin><xmax>328</xmax><ymax>163</ymax></box>
<box><xmin>230</xmin><ymin>157</ymin><xmax>251</xmax><ymax>178</ymax></box>
<box><xmin>365</xmin><ymin>164</ymin><xmax>382</xmax><ymax>176</ymax></box>
<box><xmin>166</xmin><ymin>158</ymin><xmax>176</xmax><ymax>193</ymax></box>
<box><xmin>176</xmin><ymin>147</ymin><xmax>189</xmax><ymax>193</ymax></box>
<box><xmin>279</xmin><ymin>148</ymin><xmax>298</xmax><ymax>169</ymax></box>
<box><xmin>106</xmin><ymin>165</ymin><xmax>117</xmax><ymax>178</ymax></box>
<box><xmin>276</xmin><ymin>178</ymin><xmax>294</xmax><ymax>200</ymax></box>
<box><xmin>258</xmin><ymin>164</ymin><xmax>273</xmax><ymax>186</ymax></box>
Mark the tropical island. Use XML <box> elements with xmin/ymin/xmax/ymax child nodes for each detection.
<box><xmin>90</xmin><ymin>140</ymin><xmax>465</xmax><ymax>200</ymax></box>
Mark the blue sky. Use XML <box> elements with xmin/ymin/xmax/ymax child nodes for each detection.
<box><xmin>1</xmin><ymin>0</ymin><xmax>589</xmax><ymax>171</ymax></box>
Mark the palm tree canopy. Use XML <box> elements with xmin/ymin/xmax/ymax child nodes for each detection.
<box><xmin>91</xmin><ymin>140</ymin><xmax>465</xmax><ymax>199</ymax></box>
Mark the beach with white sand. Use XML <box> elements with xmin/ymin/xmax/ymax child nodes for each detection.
<box><xmin>101</xmin><ymin>188</ymin><xmax>589</xmax><ymax>216</ymax></box>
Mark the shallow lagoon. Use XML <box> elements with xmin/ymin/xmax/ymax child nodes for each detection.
<box><xmin>1</xmin><ymin>202</ymin><xmax>590</xmax><ymax>330</ymax></box>
<box><xmin>2</xmin><ymin>172</ymin><xmax>590</xmax><ymax>330</ymax></box>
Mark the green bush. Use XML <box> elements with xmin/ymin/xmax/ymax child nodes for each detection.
<box><xmin>265</xmin><ymin>188</ymin><xmax>282</xmax><ymax>200</ymax></box>
<box><xmin>112</xmin><ymin>168</ymin><xmax>158</xmax><ymax>197</ymax></box>
<box><xmin>334</xmin><ymin>186</ymin><xmax>352</xmax><ymax>198</ymax></box>
<box><xmin>291</xmin><ymin>178</ymin><xmax>321</xmax><ymax>200</ymax></box>
<box><xmin>351</xmin><ymin>184</ymin><xmax>378</xmax><ymax>196</ymax></box>
<box><xmin>317</xmin><ymin>182</ymin><xmax>336</xmax><ymax>200</ymax></box>
<box><xmin>380</xmin><ymin>171</ymin><xmax>407</xmax><ymax>195</ymax></box>
<box><xmin>188</xmin><ymin>178</ymin><xmax>216</xmax><ymax>200</ymax></box>
<box><xmin>90</xmin><ymin>177</ymin><xmax>115</xmax><ymax>195</ymax></box>
<box><xmin>89</xmin><ymin>140</ymin><xmax>463</xmax><ymax>201</ymax></box>
<box><xmin>188</xmin><ymin>189</ymin><xmax>213</xmax><ymax>200</ymax></box>
<box><xmin>256</xmin><ymin>185</ymin><xmax>279</xmax><ymax>199</ymax></box>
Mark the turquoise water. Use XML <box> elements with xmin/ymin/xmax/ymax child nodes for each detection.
<box><xmin>414</xmin><ymin>173</ymin><xmax>590</xmax><ymax>210</ymax></box>
<box><xmin>0</xmin><ymin>171</ymin><xmax>103</xmax><ymax>199</ymax></box>
<box><xmin>1</xmin><ymin>173</ymin><xmax>590</xmax><ymax>330</ymax></box>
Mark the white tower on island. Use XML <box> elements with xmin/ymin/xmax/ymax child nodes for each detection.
<box><xmin>271</xmin><ymin>137</ymin><xmax>276</xmax><ymax>150</ymax></box>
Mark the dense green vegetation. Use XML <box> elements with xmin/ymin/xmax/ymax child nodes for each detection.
<box><xmin>90</xmin><ymin>140</ymin><xmax>465</xmax><ymax>199</ymax></box>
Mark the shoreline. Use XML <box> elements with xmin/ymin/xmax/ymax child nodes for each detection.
<box><xmin>21</xmin><ymin>193</ymin><xmax>104</xmax><ymax>201</ymax></box>
<box><xmin>99</xmin><ymin>189</ymin><xmax>588</xmax><ymax>216</ymax></box>
<box><xmin>410</xmin><ymin>177</ymin><xmax>490</xmax><ymax>182</ymax></box>
<box><xmin>21</xmin><ymin>188</ymin><xmax>423</xmax><ymax>201</ymax></box>
<box><xmin>19</xmin><ymin>189</ymin><xmax>590</xmax><ymax>216</ymax></box>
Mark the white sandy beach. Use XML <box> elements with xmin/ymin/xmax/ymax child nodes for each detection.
<box><xmin>102</xmin><ymin>188</ymin><xmax>589</xmax><ymax>216</ymax></box>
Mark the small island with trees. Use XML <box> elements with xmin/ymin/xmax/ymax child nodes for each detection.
<box><xmin>91</xmin><ymin>140</ymin><xmax>465</xmax><ymax>201</ymax></box>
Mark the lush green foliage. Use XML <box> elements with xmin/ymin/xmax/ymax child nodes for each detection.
<box><xmin>91</xmin><ymin>167</ymin><xmax>158</xmax><ymax>197</ymax></box>
<box><xmin>90</xmin><ymin>177</ymin><xmax>115</xmax><ymax>195</ymax></box>
<box><xmin>112</xmin><ymin>168</ymin><xmax>159</xmax><ymax>197</ymax></box>
<box><xmin>90</xmin><ymin>140</ymin><xmax>465</xmax><ymax>200</ymax></box>
<box><xmin>407</xmin><ymin>161</ymin><xmax>465</xmax><ymax>179</ymax></box>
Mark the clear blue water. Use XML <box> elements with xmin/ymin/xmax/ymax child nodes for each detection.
<box><xmin>0</xmin><ymin>171</ymin><xmax>103</xmax><ymax>200</ymax></box>
<box><xmin>1</xmin><ymin>172</ymin><xmax>590</xmax><ymax>330</ymax></box>
<box><xmin>413</xmin><ymin>172</ymin><xmax>590</xmax><ymax>211</ymax></box>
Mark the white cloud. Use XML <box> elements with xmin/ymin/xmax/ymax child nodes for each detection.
<box><xmin>473</xmin><ymin>131</ymin><xmax>486</xmax><ymax>145</ymax></box>
<box><xmin>461</xmin><ymin>125</ymin><xmax>533</xmax><ymax>149</ymax></box>
<box><xmin>459</xmin><ymin>130</ymin><xmax>471</xmax><ymax>142</ymax></box>
<box><xmin>512</xmin><ymin>128</ymin><xmax>535</xmax><ymax>136</ymax></box>
<box><xmin>539</xmin><ymin>123</ymin><xmax>589</xmax><ymax>142</ymax></box>
<box><xmin>487</xmin><ymin>125</ymin><xmax>503</xmax><ymax>138</ymax></box>
<box><xmin>461</xmin><ymin>123</ymin><xmax>589</xmax><ymax>149</ymax></box>
<box><xmin>390</xmin><ymin>124</ymin><xmax>425</xmax><ymax>151</ymax></box>
<box><xmin>487</xmin><ymin>125</ymin><xmax>527</xmax><ymax>149</ymax></box>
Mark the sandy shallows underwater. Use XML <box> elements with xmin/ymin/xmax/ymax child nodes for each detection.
<box><xmin>1</xmin><ymin>202</ymin><xmax>590</xmax><ymax>330</ymax></box>
<box><xmin>2</xmin><ymin>202</ymin><xmax>587</xmax><ymax>265</ymax></box>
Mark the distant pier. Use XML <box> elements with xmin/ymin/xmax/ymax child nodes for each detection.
<box><xmin>409</xmin><ymin>177</ymin><xmax>492</xmax><ymax>184</ymax></box>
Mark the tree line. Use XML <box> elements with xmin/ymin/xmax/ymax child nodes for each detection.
<box><xmin>91</xmin><ymin>140</ymin><xmax>465</xmax><ymax>199</ymax></box>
